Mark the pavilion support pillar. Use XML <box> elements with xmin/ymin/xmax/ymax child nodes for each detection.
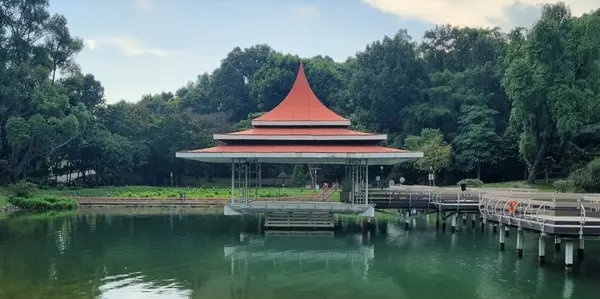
<box><xmin>471</xmin><ymin>214</ymin><xmax>476</xmax><ymax>229</ymax></box>
<box><xmin>230</xmin><ymin>159</ymin><xmax>235</xmax><ymax>204</ymax></box>
<box><xmin>499</xmin><ymin>223</ymin><xmax>506</xmax><ymax>251</ymax></box>
<box><xmin>555</xmin><ymin>236</ymin><xmax>561</xmax><ymax>252</ymax></box>
<box><xmin>505</xmin><ymin>225</ymin><xmax>510</xmax><ymax>238</ymax></box>
<box><xmin>365</xmin><ymin>159</ymin><xmax>369</xmax><ymax>206</ymax></box>
<box><xmin>435</xmin><ymin>210</ymin><xmax>440</xmax><ymax>229</ymax></box>
<box><xmin>492</xmin><ymin>224</ymin><xmax>497</xmax><ymax>234</ymax></box>
<box><xmin>462</xmin><ymin>214</ymin><xmax>466</xmax><ymax>225</ymax></box>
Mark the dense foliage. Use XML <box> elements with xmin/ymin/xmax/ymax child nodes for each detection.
<box><xmin>1</xmin><ymin>1</ymin><xmax>599</xmax><ymax>191</ymax></box>
<box><xmin>8</xmin><ymin>196</ymin><xmax>77</xmax><ymax>211</ymax></box>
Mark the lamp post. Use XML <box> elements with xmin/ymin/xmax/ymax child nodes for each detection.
<box><xmin>428</xmin><ymin>166</ymin><xmax>435</xmax><ymax>187</ymax></box>
<box><xmin>380</xmin><ymin>166</ymin><xmax>383</xmax><ymax>190</ymax></box>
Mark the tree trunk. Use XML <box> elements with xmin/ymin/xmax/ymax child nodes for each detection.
<box><xmin>527</xmin><ymin>140</ymin><xmax>547</xmax><ymax>184</ymax></box>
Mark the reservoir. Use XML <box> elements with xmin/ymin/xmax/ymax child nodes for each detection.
<box><xmin>0</xmin><ymin>208</ymin><xmax>599</xmax><ymax>299</ymax></box>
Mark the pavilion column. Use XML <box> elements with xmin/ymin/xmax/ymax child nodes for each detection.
<box><xmin>365</xmin><ymin>159</ymin><xmax>369</xmax><ymax>206</ymax></box>
<box><xmin>230</xmin><ymin>159</ymin><xmax>235</xmax><ymax>204</ymax></box>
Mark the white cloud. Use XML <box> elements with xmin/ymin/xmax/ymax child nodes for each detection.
<box><xmin>84</xmin><ymin>39</ymin><xmax>97</xmax><ymax>50</ymax></box>
<box><xmin>362</xmin><ymin>0</ymin><xmax>599</xmax><ymax>29</ymax></box>
<box><xmin>85</xmin><ymin>36</ymin><xmax>185</xmax><ymax>57</ymax></box>
<box><xmin>135</xmin><ymin>0</ymin><xmax>155</xmax><ymax>11</ymax></box>
<box><xmin>291</xmin><ymin>5</ymin><xmax>320</xmax><ymax>18</ymax></box>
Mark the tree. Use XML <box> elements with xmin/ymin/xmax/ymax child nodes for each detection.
<box><xmin>453</xmin><ymin>105</ymin><xmax>500</xmax><ymax>179</ymax></box>
<box><xmin>503</xmin><ymin>4</ymin><xmax>600</xmax><ymax>183</ymax></box>
<box><xmin>404</xmin><ymin>129</ymin><xmax>452</xmax><ymax>179</ymax></box>
<box><xmin>292</xmin><ymin>165</ymin><xmax>309</xmax><ymax>187</ymax></box>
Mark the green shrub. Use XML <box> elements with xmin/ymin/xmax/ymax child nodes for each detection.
<box><xmin>570</xmin><ymin>157</ymin><xmax>600</xmax><ymax>193</ymax></box>
<box><xmin>552</xmin><ymin>180</ymin><xmax>573</xmax><ymax>193</ymax></box>
<box><xmin>8</xmin><ymin>196</ymin><xmax>78</xmax><ymax>211</ymax></box>
<box><xmin>457</xmin><ymin>179</ymin><xmax>484</xmax><ymax>188</ymax></box>
<box><xmin>7</xmin><ymin>181</ymin><xmax>38</xmax><ymax>198</ymax></box>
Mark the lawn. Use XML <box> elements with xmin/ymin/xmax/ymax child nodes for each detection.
<box><xmin>482</xmin><ymin>180</ymin><xmax>556</xmax><ymax>192</ymax></box>
<box><xmin>34</xmin><ymin>185</ymin><xmax>326</xmax><ymax>199</ymax></box>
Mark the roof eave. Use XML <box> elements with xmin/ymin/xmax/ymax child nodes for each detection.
<box><xmin>251</xmin><ymin>120</ymin><xmax>351</xmax><ymax>127</ymax></box>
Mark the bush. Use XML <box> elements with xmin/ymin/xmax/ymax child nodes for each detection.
<box><xmin>457</xmin><ymin>178</ymin><xmax>484</xmax><ymax>188</ymax></box>
<box><xmin>570</xmin><ymin>157</ymin><xmax>600</xmax><ymax>193</ymax></box>
<box><xmin>553</xmin><ymin>180</ymin><xmax>573</xmax><ymax>193</ymax></box>
<box><xmin>7</xmin><ymin>181</ymin><xmax>38</xmax><ymax>198</ymax></box>
<box><xmin>8</xmin><ymin>196</ymin><xmax>78</xmax><ymax>211</ymax></box>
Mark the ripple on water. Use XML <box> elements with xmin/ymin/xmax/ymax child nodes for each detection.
<box><xmin>99</xmin><ymin>272</ymin><xmax>191</xmax><ymax>299</ymax></box>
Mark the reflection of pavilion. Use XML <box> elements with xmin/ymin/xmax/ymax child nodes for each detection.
<box><xmin>224</xmin><ymin>231</ymin><xmax>374</xmax><ymax>275</ymax></box>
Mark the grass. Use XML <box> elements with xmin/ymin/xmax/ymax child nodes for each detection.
<box><xmin>482</xmin><ymin>180</ymin><xmax>557</xmax><ymax>192</ymax></box>
<box><xmin>21</xmin><ymin>185</ymin><xmax>324</xmax><ymax>199</ymax></box>
<box><xmin>0</xmin><ymin>179</ymin><xmax>562</xmax><ymax>206</ymax></box>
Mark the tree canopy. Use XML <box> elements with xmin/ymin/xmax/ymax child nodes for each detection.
<box><xmin>1</xmin><ymin>1</ymin><xmax>599</xmax><ymax>190</ymax></box>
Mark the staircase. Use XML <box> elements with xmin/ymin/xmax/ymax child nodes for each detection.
<box><xmin>264</xmin><ymin>211</ymin><xmax>335</xmax><ymax>228</ymax></box>
<box><xmin>314</xmin><ymin>183</ymin><xmax>339</xmax><ymax>201</ymax></box>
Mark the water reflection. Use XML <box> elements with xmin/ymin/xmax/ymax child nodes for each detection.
<box><xmin>0</xmin><ymin>209</ymin><xmax>599</xmax><ymax>299</ymax></box>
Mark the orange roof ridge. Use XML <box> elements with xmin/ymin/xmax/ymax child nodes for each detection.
<box><xmin>253</xmin><ymin>62</ymin><xmax>349</xmax><ymax>125</ymax></box>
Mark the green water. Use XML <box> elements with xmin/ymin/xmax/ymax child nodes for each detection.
<box><xmin>1</xmin><ymin>208</ymin><xmax>599</xmax><ymax>299</ymax></box>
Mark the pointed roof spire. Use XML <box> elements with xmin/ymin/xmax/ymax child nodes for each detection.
<box><xmin>252</xmin><ymin>62</ymin><xmax>350</xmax><ymax>127</ymax></box>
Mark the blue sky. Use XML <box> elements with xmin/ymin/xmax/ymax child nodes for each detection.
<box><xmin>48</xmin><ymin>0</ymin><xmax>597</xmax><ymax>104</ymax></box>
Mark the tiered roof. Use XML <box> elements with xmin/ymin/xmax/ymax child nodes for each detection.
<box><xmin>176</xmin><ymin>62</ymin><xmax>422</xmax><ymax>165</ymax></box>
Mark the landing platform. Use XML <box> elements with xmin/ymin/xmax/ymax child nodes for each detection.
<box><xmin>486</xmin><ymin>213</ymin><xmax>600</xmax><ymax>236</ymax></box>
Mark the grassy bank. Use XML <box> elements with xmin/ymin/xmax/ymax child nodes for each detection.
<box><xmin>0</xmin><ymin>180</ymin><xmax>560</xmax><ymax>206</ymax></box>
<box><xmin>482</xmin><ymin>180</ymin><xmax>556</xmax><ymax>192</ymax></box>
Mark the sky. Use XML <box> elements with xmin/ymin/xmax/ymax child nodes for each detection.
<box><xmin>48</xmin><ymin>0</ymin><xmax>599</xmax><ymax>104</ymax></box>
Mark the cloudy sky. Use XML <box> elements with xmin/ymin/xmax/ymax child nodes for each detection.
<box><xmin>49</xmin><ymin>0</ymin><xmax>598</xmax><ymax>103</ymax></box>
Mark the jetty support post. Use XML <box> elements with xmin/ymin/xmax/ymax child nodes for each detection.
<box><xmin>462</xmin><ymin>214</ymin><xmax>466</xmax><ymax>225</ymax></box>
<box><xmin>499</xmin><ymin>223</ymin><xmax>506</xmax><ymax>251</ymax></box>
<box><xmin>578</xmin><ymin>236</ymin><xmax>584</xmax><ymax>259</ymax></box>
<box><xmin>492</xmin><ymin>224</ymin><xmax>497</xmax><ymax>234</ymax></box>
<box><xmin>539</xmin><ymin>233</ymin><xmax>546</xmax><ymax>265</ymax></box>
<box><xmin>516</xmin><ymin>227</ymin><xmax>524</xmax><ymax>258</ymax></box>
<box><xmin>555</xmin><ymin>237</ymin><xmax>561</xmax><ymax>252</ymax></box>
<box><xmin>565</xmin><ymin>240</ymin><xmax>574</xmax><ymax>271</ymax></box>
<box><xmin>435</xmin><ymin>210</ymin><xmax>440</xmax><ymax>229</ymax></box>
<box><xmin>505</xmin><ymin>225</ymin><xmax>510</xmax><ymax>238</ymax></box>
<box><xmin>451</xmin><ymin>214</ymin><xmax>458</xmax><ymax>233</ymax></box>
<box><xmin>480</xmin><ymin>216</ymin><xmax>486</xmax><ymax>231</ymax></box>
<box><xmin>471</xmin><ymin>214</ymin><xmax>476</xmax><ymax>229</ymax></box>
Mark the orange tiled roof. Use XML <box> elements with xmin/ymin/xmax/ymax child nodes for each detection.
<box><xmin>230</xmin><ymin>128</ymin><xmax>372</xmax><ymax>136</ymax></box>
<box><xmin>253</xmin><ymin>63</ymin><xmax>348</xmax><ymax>122</ymax></box>
<box><xmin>186</xmin><ymin>145</ymin><xmax>406</xmax><ymax>154</ymax></box>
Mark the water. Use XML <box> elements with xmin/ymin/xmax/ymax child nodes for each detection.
<box><xmin>1</xmin><ymin>208</ymin><xmax>599</xmax><ymax>299</ymax></box>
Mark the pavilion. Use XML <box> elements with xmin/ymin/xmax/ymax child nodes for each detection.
<box><xmin>176</xmin><ymin>62</ymin><xmax>423</xmax><ymax>227</ymax></box>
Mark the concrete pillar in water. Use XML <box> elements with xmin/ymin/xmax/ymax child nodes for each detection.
<box><xmin>452</xmin><ymin>214</ymin><xmax>458</xmax><ymax>233</ymax></box>
<box><xmin>462</xmin><ymin>214</ymin><xmax>466</xmax><ymax>225</ymax></box>
<box><xmin>499</xmin><ymin>224</ymin><xmax>506</xmax><ymax>251</ymax></box>
<box><xmin>555</xmin><ymin>236</ymin><xmax>561</xmax><ymax>252</ymax></box>
<box><xmin>404</xmin><ymin>211</ymin><xmax>410</xmax><ymax>230</ymax></box>
<box><xmin>516</xmin><ymin>227</ymin><xmax>524</xmax><ymax>258</ymax></box>
<box><xmin>578</xmin><ymin>237</ymin><xmax>584</xmax><ymax>259</ymax></box>
<box><xmin>480</xmin><ymin>217</ymin><xmax>486</xmax><ymax>231</ymax></box>
<box><xmin>442</xmin><ymin>221</ymin><xmax>447</xmax><ymax>232</ymax></box>
<box><xmin>471</xmin><ymin>214</ymin><xmax>476</xmax><ymax>229</ymax></box>
<box><xmin>505</xmin><ymin>225</ymin><xmax>510</xmax><ymax>237</ymax></box>
<box><xmin>565</xmin><ymin>240</ymin><xmax>574</xmax><ymax>271</ymax></box>
<box><xmin>435</xmin><ymin>211</ymin><xmax>440</xmax><ymax>229</ymax></box>
<box><xmin>538</xmin><ymin>234</ymin><xmax>546</xmax><ymax>265</ymax></box>
<box><xmin>492</xmin><ymin>224</ymin><xmax>497</xmax><ymax>234</ymax></box>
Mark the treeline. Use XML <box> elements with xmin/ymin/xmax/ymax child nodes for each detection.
<box><xmin>1</xmin><ymin>1</ymin><xmax>599</xmax><ymax>191</ymax></box>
